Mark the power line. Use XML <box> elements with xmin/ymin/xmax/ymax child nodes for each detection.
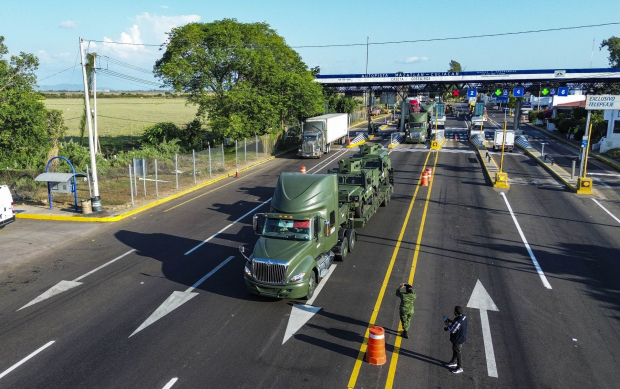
<box><xmin>86</xmin><ymin>21</ymin><xmax>620</xmax><ymax>49</ymax></box>
<box><xmin>37</xmin><ymin>65</ymin><xmax>78</xmax><ymax>83</ymax></box>
<box><xmin>95</xmin><ymin>54</ymin><xmax>154</xmax><ymax>75</ymax></box>
<box><xmin>97</xmin><ymin>68</ymin><xmax>163</xmax><ymax>87</ymax></box>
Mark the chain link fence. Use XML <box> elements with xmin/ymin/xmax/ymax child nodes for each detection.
<box><xmin>1</xmin><ymin>133</ymin><xmax>295</xmax><ymax>211</ymax></box>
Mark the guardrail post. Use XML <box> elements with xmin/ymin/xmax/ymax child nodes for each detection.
<box><xmin>244</xmin><ymin>138</ymin><xmax>247</xmax><ymax>162</ymax></box>
<box><xmin>572</xmin><ymin>159</ymin><xmax>576</xmax><ymax>179</ymax></box>
<box><xmin>175</xmin><ymin>154</ymin><xmax>178</xmax><ymax>190</ymax></box>
<box><xmin>256</xmin><ymin>134</ymin><xmax>258</xmax><ymax>159</ymax></box>
<box><xmin>208</xmin><ymin>145</ymin><xmax>212</xmax><ymax>177</ymax></box>
<box><xmin>143</xmin><ymin>159</ymin><xmax>146</xmax><ymax>197</ymax></box>
<box><xmin>222</xmin><ymin>143</ymin><xmax>225</xmax><ymax>170</ymax></box>
<box><xmin>155</xmin><ymin>159</ymin><xmax>158</xmax><ymax>197</ymax></box>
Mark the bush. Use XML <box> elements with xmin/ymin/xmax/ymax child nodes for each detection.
<box><xmin>141</xmin><ymin>122</ymin><xmax>182</xmax><ymax>146</ymax></box>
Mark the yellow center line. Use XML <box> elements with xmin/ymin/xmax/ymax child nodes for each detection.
<box><xmin>347</xmin><ymin>151</ymin><xmax>432</xmax><ymax>389</ymax></box>
<box><xmin>384</xmin><ymin>151</ymin><xmax>439</xmax><ymax>389</ymax></box>
<box><xmin>163</xmin><ymin>163</ymin><xmax>274</xmax><ymax>212</ymax></box>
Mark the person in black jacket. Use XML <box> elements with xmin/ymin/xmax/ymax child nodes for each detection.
<box><xmin>443</xmin><ymin>306</ymin><xmax>467</xmax><ymax>374</ymax></box>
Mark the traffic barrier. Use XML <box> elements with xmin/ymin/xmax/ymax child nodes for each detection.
<box><xmin>347</xmin><ymin>137</ymin><xmax>351</xmax><ymax>146</ymax></box>
<box><xmin>426</xmin><ymin>168</ymin><xmax>432</xmax><ymax>183</ymax></box>
<box><xmin>300</xmin><ymin>165</ymin><xmax>306</xmax><ymax>174</ymax></box>
<box><xmin>421</xmin><ymin>171</ymin><xmax>429</xmax><ymax>187</ymax></box>
<box><xmin>365</xmin><ymin>326</ymin><xmax>386</xmax><ymax>365</ymax></box>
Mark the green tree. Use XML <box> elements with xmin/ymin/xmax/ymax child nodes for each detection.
<box><xmin>326</xmin><ymin>93</ymin><xmax>358</xmax><ymax>115</ymax></box>
<box><xmin>0</xmin><ymin>36</ymin><xmax>52</xmax><ymax>169</ymax></box>
<box><xmin>600</xmin><ymin>36</ymin><xmax>620</xmax><ymax>67</ymax></box>
<box><xmin>448</xmin><ymin>60</ymin><xmax>462</xmax><ymax>72</ymax></box>
<box><xmin>154</xmin><ymin>19</ymin><xmax>324</xmax><ymax>142</ymax></box>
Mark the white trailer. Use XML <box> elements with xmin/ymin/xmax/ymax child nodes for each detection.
<box><xmin>299</xmin><ymin>113</ymin><xmax>348</xmax><ymax>158</ymax></box>
<box><xmin>493</xmin><ymin>130</ymin><xmax>515</xmax><ymax>152</ymax></box>
<box><xmin>0</xmin><ymin>185</ymin><xmax>16</xmax><ymax>229</ymax></box>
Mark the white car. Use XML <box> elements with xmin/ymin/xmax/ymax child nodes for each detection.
<box><xmin>0</xmin><ymin>185</ymin><xmax>16</xmax><ymax>229</ymax></box>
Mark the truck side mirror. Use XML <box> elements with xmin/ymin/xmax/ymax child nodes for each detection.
<box><xmin>253</xmin><ymin>214</ymin><xmax>266</xmax><ymax>235</ymax></box>
<box><xmin>239</xmin><ymin>245</ymin><xmax>250</xmax><ymax>260</ymax></box>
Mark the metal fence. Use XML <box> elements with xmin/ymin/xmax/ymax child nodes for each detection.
<box><xmin>2</xmin><ymin>134</ymin><xmax>291</xmax><ymax>210</ymax></box>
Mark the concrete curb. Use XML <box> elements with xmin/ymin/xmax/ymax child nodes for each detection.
<box><xmin>16</xmin><ymin>153</ymin><xmax>280</xmax><ymax>223</ymax></box>
<box><xmin>346</xmin><ymin>140</ymin><xmax>366</xmax><ymax>148</ymax></box>
<box><xmin>516</xmin><ymin>143</ymin><xmax>576</xmax><ymax>192</ymax></box>
<box><xmin>525</xmin><ymin>123</ymin><xmax>620</xmax><ymax>172</ymax></box>
<box><xmin>469</xmin><ymin>137</ymin><xmax>494</xmax><ymax>185</ymax></box>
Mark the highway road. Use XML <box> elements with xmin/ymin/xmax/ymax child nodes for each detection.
<box><xmin>1</xmin><ymin>107</ymin><xmax>619</xmax><ymax>388</ymax></box>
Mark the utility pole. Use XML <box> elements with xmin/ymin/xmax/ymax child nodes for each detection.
<box><xmin>365</xmin><ymin>36</ymin><xmax>370</xmax><ymax>108</ymax></box>
<box><xmin>93</xmin><ymin>55</ymin><xmax>98</xmax><ymax>153</ymax></box>
<box><xmin>79</xmin><ymin>38</ymin><xmax>99</xmax><ymax>199</ymax></box>
<box><xmin>590</xmin><ymin>38</ymin><xmax>595</xmax><ymax>69</ymax></box>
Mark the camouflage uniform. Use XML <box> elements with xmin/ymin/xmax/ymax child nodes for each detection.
<box><xmin>396</xmin><ymin>287</ymin><xmax>416</xmax><ymax>331</ymax></box>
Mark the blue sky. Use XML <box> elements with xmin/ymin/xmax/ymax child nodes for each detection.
<box><xmin>2</xmin><ymin>0</ymin><xmax>619</xmax><ymax>90</ymax></box>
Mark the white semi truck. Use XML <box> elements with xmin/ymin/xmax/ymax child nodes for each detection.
<box><xmin>299</xmin><ymin>113</ymin><xmax>348</xmax><ymax>158</ymax></box>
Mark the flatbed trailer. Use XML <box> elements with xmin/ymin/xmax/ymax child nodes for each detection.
<box><xmin>343</xmin><ymin>183</ymin><xmax>393</xmax><ymax>229</ymax></box>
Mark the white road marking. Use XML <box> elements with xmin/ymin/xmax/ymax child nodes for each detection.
<box><xmin>162</xmin><ymin>377</ymin><xmax>178</xmax><ymax>389</ymax></box>
<box><xmin>467</xmin><ymin>280</ymin><xmax>499</xmax><ymax>378</ymax></box>
<box><xmin>500</xmin><ymin>192</ymin><xmax>552</xmax><ymax>289</ymax></box>
<box><xmin>18</xmin><ymin>249</ymin><xmax>137</xmax><ymax>311</ymax></box>
<box><xmin>283</xmin><ymin>265</ymin><xmax>336</xmax><ymax>344</ymax></box>
<box><xmin>0</xmin><ymin>341</ymin><xmax>55</xmax><ymax>380</ymax></box>
<box><xmin>130</xmin><ymin>256</ymin><xmax>235</xmax><ymax>337</ymax></box>
<box><xmin>592</xmin><ymin>199</ymin><xmax>620</xmax><ymax>225</ymax></box>
<box><xmin>593</xmin><ymin>177</ymin><xmax>612</xmax><ymax>188</ymax></box>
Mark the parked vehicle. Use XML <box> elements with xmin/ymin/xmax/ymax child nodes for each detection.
<box><xmin>299</xmin><ymin>113</ymin><xmax>348</xmax><ymax>158</ymax></box>
<box><xmin>0</xmin><ymin>185</ymin><xmax>16</xmax><ymax>229</ymax></box>
<box><xmin>370</xmin><ymin>107</ymin><xmax>381</xmax><ymax>116</ymax></box>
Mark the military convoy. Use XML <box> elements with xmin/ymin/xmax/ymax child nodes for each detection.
<box><xmin>241</xmin><ymin>144</ymin><xmax>393</xmax><ymax>299</ymax></box>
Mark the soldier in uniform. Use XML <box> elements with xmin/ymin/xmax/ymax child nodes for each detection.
<box><xmin>396</xmin><ymin>283</ymin><xmax>416</xmax><ymax>338</ymax></box>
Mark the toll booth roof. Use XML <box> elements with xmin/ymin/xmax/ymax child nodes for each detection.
<box><xmin>34</xmin><ymin>172</ymin><xmax>86</xmax><ymax>182</ymax></box>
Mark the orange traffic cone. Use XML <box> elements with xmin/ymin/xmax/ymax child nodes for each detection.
<box><xmin>426</xmin><ymin>168</ymin><xmax>432</xmax><ymax>183</ymax></box>
<box><xmin>347</xmin><ymin>137</ymin><xmax>351</xmax><ymax>146</ymax></box>
<box><xmin>235</xmin><ymin>169</ymin><xmax>239</xmax><ymax>178</ymax></box>
<box><xmin>454</xmin><ymin>133</ymin><xmax>457</xmax><ymax>141</ymax></box>
<box><xmin>366</xmin><ymin>326</ymin><xmax>386</xmax><ymax>365</ymax></box>
<box><xmin>421</xmin><ymin>171</ymin><xmax>429</xmax><ymax>187</ymax></box>
<box><xmin>300</xmin><ymin>165</ymin><xmax>307</xmax><ymax>174</ymax></box>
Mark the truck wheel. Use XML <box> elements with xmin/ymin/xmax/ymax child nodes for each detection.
<box><xmin>306</xmin><ymin>271</ymin><xmax>317</xmax><ymax>300</ymax></box>
<box><xmin>346</xmin><ymin>229</ymin><xmax>356</xmax><ymax>252</ymax></box>
<box><xmin>337</xmin><ymin>237</ymin><xmax>348</xmax><ymax>261</ymax></box>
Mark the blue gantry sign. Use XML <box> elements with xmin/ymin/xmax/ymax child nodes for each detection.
<box><xmin>558</xmin><ymin>87</ymin><xmax>569</xmax><ymax>96</ymax></box>
<box><xmin>549</xmin><ymin>88</ymin><xmax>556</xmax><ymax>96</ymax></box>
<box><xmin>502</xmin><ymin>89</ymin><xmax>508</xmax><ymax>97</ymax></box>
<box><xmin>513</xmin><ymin>87</ymin><xmax>524</xmax><ymax>97</ymax></box>
<box><xmin>468</xmin><ymin>89</ymin><xmax>477</xmax><ymax>97</ymax></box>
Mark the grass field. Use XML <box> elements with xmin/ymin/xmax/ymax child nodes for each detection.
<box><xmin>44</xmin><ymin>98</ymin><xmax>199</xmax><ymax>138</ymax></box>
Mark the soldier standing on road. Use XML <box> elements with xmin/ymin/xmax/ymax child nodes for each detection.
<box><xmin>444</xmin><ymin>306</ymin><xmax>468</xmax><ymax>374</ymax></box>
<box><xmin>396</xmin><ymin>283</ymin><xmax>416</xmax><ymax>339</ymax></box>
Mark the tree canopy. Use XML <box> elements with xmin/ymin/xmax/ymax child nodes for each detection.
<box><xmin>448</xmin><ymin>60</ymin><xmax>462</xmax><ymax>72</ymax></box>
<box><xmin>0</xmin><ymin>36</ymin><xmax>66</xmax><ymax>169</ymax></box>
<box><xmin>154</xmin><ymin>19</ymin><xmax>324</xmax><ymax>141</ymax></box>
<box><xmin>600</xmin><ymin>37</ymin><xmax>620</xmax><ymax>68</ymax></box>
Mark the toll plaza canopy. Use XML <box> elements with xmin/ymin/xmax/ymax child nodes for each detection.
<box><xmin>315</xmin><ymin>67</ymin><xmax>620</xmax><ymax>93</ymax></box>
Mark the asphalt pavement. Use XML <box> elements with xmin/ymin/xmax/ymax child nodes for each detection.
<box><xmin>0</xmin><ymin>107</ymin><xmax>619</xmax><ymax>388</ymax></box>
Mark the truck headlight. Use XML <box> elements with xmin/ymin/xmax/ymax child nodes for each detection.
<box><xmin>244</xmin><ymin>265</ymin><xmax>252</xmax><ymax>278</ymax></box>
<box><xmin>289</xmin><ymin>272</ymin><xmax>306</xmax><ymax>283</ymax></box>
<box><xmin>298</xmin><ymin>148</ymin><xmax>302</xmax><ymax>152</ymax></box>
<box><xmin>353</xmin><ymin>196</ymin><xmax>359</xmax><ymax>201</ymax></box>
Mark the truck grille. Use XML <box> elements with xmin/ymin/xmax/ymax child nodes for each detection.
<box><xmin>253</xmin><ymin>260</ymin><xmax>288</xmax><ymax>284</ymax></box>
<box><xmin>302</xmin><ymin>144</ymin><xmax>314</xmax><ymax>154</ymax></box>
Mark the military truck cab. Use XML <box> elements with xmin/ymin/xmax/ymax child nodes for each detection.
<box><xmin>242</xmin><ymin>173</ymin><xmax>355</xmax><ymax>299</ymax></box>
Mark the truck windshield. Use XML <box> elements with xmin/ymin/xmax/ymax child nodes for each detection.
<box><xmin>363</xmin><ymin>161</ymin><xmax>381</xmax><ymax>169</ymax></box>
<box><xmin>262</xmin><ymin>218</ymin><xmax>311</xmax><ymax>241</ymax></box>
<box><xmin>303</xmin><ymin>134</ymin><xmax>318</xmax><ymax>142</ymax></box>
<box><xmin>342</xmin><ymin>176</ymin><xmax>363</xmax><ymax>185</ymax></box>
<box><xmin>410</xmin><ymin>123</ymin><xmax>423</xmax><ymax>129</ymax></box>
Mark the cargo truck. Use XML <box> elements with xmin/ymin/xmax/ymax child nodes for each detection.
<box><xmin>406</xmin><ymin>112</ymin><xmax>428</xmax><ymax>144</ymax></box>
<box><xmin>493</xmin><ymin>130</ymin><xmax>515</xmax><ymax>152</ymax></box>
<box><xmin>430</xmin><ymin>103</ymin><xmax>446</xmax><ymax>130</ymax></box>
<box><xmin>242</xmin><ymin>168</ymin><xmax>393</xmax><ymax>299</ymax></box>
<box><xmin>299</xmin><ymin>113</ymin><xmax>348</xmax><ymax>158</ymax></box>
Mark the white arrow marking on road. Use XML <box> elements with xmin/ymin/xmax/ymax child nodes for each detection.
<box><xmin>18</xmin><ymin>249</ymin><xmax>136</xmax><ymax>311</ymax></box>
<box><xmin>467</xmin><ymin>280</ymin><xmax>499</xmax><ymax>378</ymax></box>
<box><xmin>130</xmin><ymin>256</ymin><xmax>234</xmax><ymax>337</ymax></box>
<box><xmin>282</xmin><ymin>265</ymin><xmax>336</xmax><ymax>344</ymax></box>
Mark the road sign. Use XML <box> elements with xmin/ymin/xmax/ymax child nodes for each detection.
<box><xmin>581</xmin><ymin>139</ymin><xmax>588</xmax><ymax>147</ymax></box>
<box><xmin>496</xmin><ymin>97</ymin><xmax>508</xmax><ymax>103</ymax></box>
<box><xmin>494</xmin><ymin>89</ymin><xmax>502</xmax><ymax>96</ymax></box>
<box><xmin>541</xmin><ymin>88</ymin><xmax>550</xmax><ymax>96</ymax></box>
<box><xmin>513</xmin><ymin>87</ymin><xmax>524</xmax><ymax>97</ymax></box>
<box><xmin>550</xmin><ymin>88</ymin><xmax>556</xmax><ymax>96</ymax></box>
<box><xmin>452</xmin><ymin>89</ymin><xmax>461</xmax><ymax>97</ymax></box>
<box><xmin>468</xmin><ymin>89</ymin><xmax>477</xmax><ymax>97</ymax></box>
<box><xmin>586</xmin><ymin>95</ymin><xmax>620</xmax><ymax>110</ymax></box>
<box><xmin>502</xmin><ymin>89</ymin><xmax>508</xmax><ymax>97</ymax></box>
<box><xmin>558</xmin><ymin>87</ymin><xmax>569</xmax><ymax>96</ymax></box>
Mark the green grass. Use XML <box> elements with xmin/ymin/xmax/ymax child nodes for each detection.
<box><xmin>43</xmin><ymin>98</ymin><xmax>199</xmax><ymax>139</ymax></box>
<box><xmin>602</xmin><ymin>148</ymin><xmax>620</xmax><ymax>163</ymax></box>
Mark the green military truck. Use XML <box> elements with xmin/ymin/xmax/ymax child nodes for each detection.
<box><xmin>350</xmin><ymin>144</ymin><xmax>394</xmax><ymax>187</ymax></box>
<box><xmin>406</xmin><ymin>112</ymin><xmax>428</xmax><ymax>144</ymax></box>
<box><xmin>330</xmin><ymin>159</ymin><xmax>381</xmax><ymax>219</ymax></box>
<box><xmin>241</xmin><ymin>173</ymin><xmax>356</xmax><ymax>299</ymax></box>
